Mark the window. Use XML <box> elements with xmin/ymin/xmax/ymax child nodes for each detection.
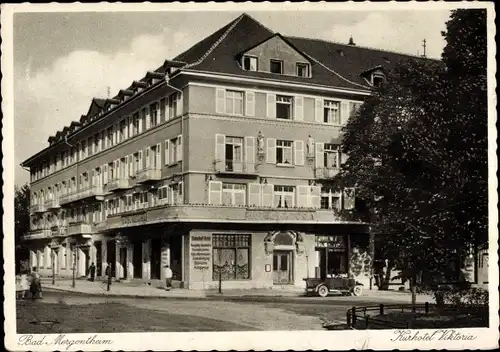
<box><xmin>169</xmin><ymin>183</ymin><xmax>183</xmax><ymax>205</ymax></box>
<box><xmin>160</xmin><ymin>98</ymin><xmax>166</xmax><ymax>121</ymax></box>
<box><xmin>323</xmin><ymin>143</ymin><xmax>340</xmax><ymax>169</ymax></box>
<box><xmin>243</xmin><ymin>56</ymin><xmax>257</xmax><ymax>71</ymax></box>
<box><xmin>225</xmin><ymin>136</ymin><xmax>243</xmax><ymax>171</ymax></box>
<box><xmin>169</xmin><ymin>136</ymin><xmax>182</xmax><ymax>163</ymax></box>
<box><xmin>349</xmin><ymin>102</ymin><xmax>362</xmax><ymax>119</ymax></box>
<box><xmin>276</xmin><ymin>95</ymin><xmax>293</xmax><ymax>119</ymax></box>
<box><xmin>296</xmin><ymin>63</ymin><xmax>310</xmax><ymax>77</ymax></box>
<box><xmin>132</xmin><ymin>113</ymin><xmax>140</xmax><ymax>136</ymax></box>
<box><xmin>321</xmin><ymin>187</ymin><xmax>341</xmax><ymax>210</ymax></box>
<box><xmin>270</xmin><ymin>59</ymin><xmax>283</xmax><ymax>74</ymax></box>
<box><xmin>222</xmin><ymin>183</ymin><xmax>246</xmax><ymax>206</ymax></box>
<box><xmin>119</xmin><ymin>120</ymin><xmax>126</xmax><ymax>142</ymax></box>
<box><xmin>225</xmin><ymin>90</ymin><xmax>244</xmax><ymax>115</ymax></box>
<box><xmin>87</xmin><ymin>137</ymin><xmax>93</xmax><ymax>157</ymax></box>
<box><xmin>274</xmin><ymin>185</ymin><xmax>295</xmax><ymax>208</ymax></box>
<box><xmin>213</xmin><ymin>234</ymin><xmax>251</xmax><ymax>281</ymax></box>
<box><xmin>158</xmin><ymin>186</ymin><xmax>169</xmax><ymax>205</ymax></box>
<box><xmin>134</xmin><ymin>152</ymin><xmax>141</xmax><ymax>174</ymax></box>
<box><xmin>372</xmin><ymin>74</ymin><xmax>385</xmax><ymax>87</ymax></box>
<box><xmin>324</xmin><ymin>100</ymin><xmax>340</xmax><ymax>124</ymax></box>
<box><xmin>168</xmin><ymin>93</ymin><xmax>179</xmax><ymax>118</ymax></box>
<box><xmin>276</xmin><ymin>140</ymin><xmax>293</xmax><ymax>165</ymax></box>
<box><xmin>150</xmin><ymin>102</ymin><xmax>159</xmax><ymax>127</ymax></box>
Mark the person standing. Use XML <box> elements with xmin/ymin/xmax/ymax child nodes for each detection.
<box><xmin>88</xmin><ymin>262</ymin><xmax>96</xmax><ymax>282</ymax></box>
<box><xmin>164</xmin><ymin>265</ymin><xmax>173</xmax><ymax>291</ymax></box>
<box><xmin>30</xmin><ymin>268</ymin><xmax>42</xmax><ymax>299</ymax></box>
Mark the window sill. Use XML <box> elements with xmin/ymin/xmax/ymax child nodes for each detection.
<box><xmin>276</xmin><ymin>163</ymin><xmax>294</xmax><ymax>168</ymax></box>
<box><xmin>167</xmin><ymin>162</ymin><xmax>180</xmax><ymax>168</ymax></box>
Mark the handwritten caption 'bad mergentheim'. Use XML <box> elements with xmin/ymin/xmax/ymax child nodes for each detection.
<box><xmin>18</xmin><ymin>334</ymin><xmax>113</xmax><ymax>350</ymax></box>
<box><xmin>391</xmin><ymin>329</ymin><xmax>477</xmax><ymax>342</ymax></box>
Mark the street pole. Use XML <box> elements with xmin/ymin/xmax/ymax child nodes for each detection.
<box><xmin>72</xmin><ymin>245</ymin><xmax>76</xmax><ymax>288</ymax></box>
<box><xmin>107</xmin><ymin>268</ymin><xmax>111</xmax><ymax>292</ymax></box>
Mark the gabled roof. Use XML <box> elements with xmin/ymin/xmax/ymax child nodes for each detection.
<box><xmin>86</xmin><ymin>98</ymin><xmax>106</xmax><ymax>117</ymax></box>
<box><xmin>238</xmin><ymin>32</ymin><xmax>311</xmax><ymax>62</ymax></box>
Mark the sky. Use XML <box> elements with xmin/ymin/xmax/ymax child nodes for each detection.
<box><xmin>12</xmin><ymin>7</ymin><xmax>453</xmax><ymax>186</ymax></box>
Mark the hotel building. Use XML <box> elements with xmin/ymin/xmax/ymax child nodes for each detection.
<box><xmin>20</xmin><ymin>14</ymin><xmax>453</xmax><ymax>290</ymax></box>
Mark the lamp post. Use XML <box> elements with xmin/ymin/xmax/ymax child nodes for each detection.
<box><xmin>51</xmin><ymin>250</ymin><xmax>55</xmax><ymax>285</ymax></box>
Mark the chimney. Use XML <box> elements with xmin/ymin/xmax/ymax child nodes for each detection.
<box><xmin>348</xmin><ymin>36</ymin><xmax>356</xmax><ymax>46</ymax></box>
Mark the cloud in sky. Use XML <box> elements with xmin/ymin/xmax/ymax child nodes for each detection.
<box><xmin>15</xmin><ymin>28</ymin><xmax>195</xmax><ymax>184</ymax></box>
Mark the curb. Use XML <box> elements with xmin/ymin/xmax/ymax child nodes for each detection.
<box><xmin>43</xmin><ymin>287</ymin><xmax>208</xmax><ymax>300</ymax></box>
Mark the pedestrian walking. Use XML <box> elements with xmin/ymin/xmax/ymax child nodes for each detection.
<box><xmin>88</xmin><ymin>262</ymin><xmax>96</xmax><ymax>282</ymax></box>
<box><xmin>30</xmin><ymin>268</ymin><xmax>42</xmax><ymax>299</ymax></box>
<box><xmin>164</xmin><ymin>265</ymin><xmax>173</xmax><ymax>291</ymax></box>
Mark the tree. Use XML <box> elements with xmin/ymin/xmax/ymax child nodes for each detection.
<box><xmin>15</xmin><ymin>184</ymin><xmax>31</xmax><ymax>273</ymax></box>
<box><xmin>335</xmin><ymin>9</ymin><xmax>487</xmax><ymax>307</ymax></box>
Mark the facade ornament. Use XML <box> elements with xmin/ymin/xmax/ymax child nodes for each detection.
<box><xmin>257</xmin><ymin>131</ymin><xmax>265</xmax><ymax>155</ymax></box>
<box><xmin>307</xmin><ymin>135</ymin><xmax>315</xmax><ymax>157</ymax></box>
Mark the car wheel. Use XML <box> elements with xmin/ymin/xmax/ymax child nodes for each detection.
<box><xmin>317</xmin><ymin>285</ymin><xmax>329</xmax><ymax>297</ymax></box>
<box><xmin>352</xmin><ymin>285</ymin><xmax>363</xmax><ymax>296</ymax></box>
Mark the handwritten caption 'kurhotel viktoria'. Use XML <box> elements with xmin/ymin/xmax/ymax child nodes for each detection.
<box><xmin>18</xmin><ymin>334</ymin><xmax>113</xmax><ymax>350</ymax></box>
<box><xmin>391</xmin><ymin>329</ymin><xmax>477</xmax><ymax>342</ymax></box>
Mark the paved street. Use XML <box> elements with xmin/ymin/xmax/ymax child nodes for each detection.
<box><xmin>17</xmin><ymin>287</ymin><xmax>433</xmax><ymax>333</ymax></box>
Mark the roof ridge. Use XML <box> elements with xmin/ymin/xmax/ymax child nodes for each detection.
<box><xmin>286</xmin><ymin>35</ymin><xmax>441</xmax><ymax>61</ymax></box>
<box><xmin>183</xmin><ymin>13</ymin><xmax>247</xmax><ymax>69</ymax></box>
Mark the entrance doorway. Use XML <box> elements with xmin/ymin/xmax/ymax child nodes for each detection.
<box><xmin>120</xmin><ymin>247</ymin><xmax>128</xmax><ymax>279</ymax></box>
<box><xmin>273</xmin><ymin>251</ymin><xmax>293</xmax><ymax>284</ymax></box>
<box><xmin>169</xmin><ymin>235</ymin><xmax>182</xmax><ymax>280</ymax></box>
<box><xmin>132</xmin><ymin>240</ymin><xmax>142</xmax><ymax>279</ymax></box>
<box><xmin>150</xmin><ymin>238</ymin><xmax>161</xmax><ymax>280</ymax></box>
<box><xmin>80</xmin><ymin>247</ymin><xmax>90</xmax><ymax>277</ymax></box>
<box><xmin>95</xmin><ymin>241</ymin><xmax>102</xmax><ymax>276</ymax></box>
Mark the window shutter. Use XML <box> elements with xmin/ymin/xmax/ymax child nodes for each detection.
<box><xmin>341</xmin><ymin>151</ymin><xmax>349</xmax><ymax>165</ymax></box>
<box><xmin>103</xmin><ymin>164</ymin><xmax>108</xmax><ymax>184</ymax></box>
<box><xmin>177</xmin><ymin>92</ymin><xmax>183</xmax><ymax>117</ymax></box>
<box><xmin>215</xmin><ymin>134</ymin><xmax>226</xmax><ymax>171</ymax></box>
<box><xmin>266</xmin><ymin>138</ymin><xmax>276</xmax><ymax>164</ymax></box>
<box><xmin>128</xmin><ymin>117</ymin><xmax>134</xmax><ymax>138</ymax></box>
<box><xmin>124</xmin><ymin>118</ymin><xmax>129</xmax><ymax>139</ymax></box>
<box><xmin>294</xmin><ymin>140</ymin><xmax>304</xmax><ymax>166</ymax></box>
<box><xmin>315</xmin><ymin>98</ymin><xmax>323</xmax><ymax>123</ymax></box>
<box><xmin>245</xmin><ymin>91</ymin><xmax>255</xmax><ymax>116</ymax></box>
<box><xmin>155</xmin><ymin>144</ymin><xmax>161</xmax><ymax>167</ymax></box>
<box><xmin>244</xmin><ymin>136</ymin><xmax>255</xmax><ymax>173</ymax></box>
<box><xmin>165</xmin><ymin>96</ymin><xmax>171</xmax><ymax>120</ymax></box>
<box><xmin>138</xmin><ymin>150</ymin><xmax>143</xmax><ymax>170</ymax></box>
<box><xmin>138</xmin><ymin>112</ymin><xmax>143</xmax><ymax>134</ymax></box>
<box><xmin>124</xmin><ymin>157</ymin><xmax>129</xmax><ymax>178</ymax></box>
<box><xmin>208</xmin><ymin>181</ymin><xmax>222</xmax><ymax>205</ymax></box>
<box><xmin>310</xmin><ymin>186</ymin><xmax>321</xmax><ymax>209</ymax></box>
<box><xmin>164</xmin><ymin>140</ymin><xmax>170</xmax><ymax>165</ymax></box>
<box><xmin>266</xmin><ymin>93</ymin><xmax>276</xmax><ymax>118</ymax></box>
<box><xmin>261</xmin><ymin>184</ymin><xmax>274</xmax><ymax>207</ymax></box>
<box><xmin>315</xmin><ymin>142</ymin><xmax>324</xmax><ymax>169</ymax></box>
<box><xmin>296</xmin><ymin>185</ymin><xmax>309</xmax><ymax>208</ymax></box>
<box><xmin>216</xmin><ymin>88</ymin><xmax>225</xmax><ymax>114</ymax></box>
<box><xmin>340</xmin><ymin>101</ymin><xmax>349</xmax><ymax>124</ymax></box>
<box><xmin>176</xmin><ymin>135</ymin><xmax>183</xmax><ymax>162</ymax></box>
<box><xmin>294</xmin><ymin>96</ymin><xmax>304</xmax><ymax>121</ymax></box>
<box><xmin>127</xmin><ymin>155</ymin><xmax>133</xmax><ymax>176</ymax></box>
<box><xmin>248</xmin><ymin>183</ymin><xmax>262</xmax><ymax>207</ymax></box>
<box><xmin>115</xmin><ymin>159</ymin><xmax>120</xmax><ymax>178</ymax></box>
<box><xmin>145</xmin><ymin>106</ymin><xmax>151</xmax><ymax>130</ymax></box>
<box><xmin>343</xmin><ymin>187</ymin><xmax>355</xmax><ymax>210</ymax></box>
<box><xmin>145</xmin><ymin>147</ymin><xmax>151</xmax><ymax>168</ymax></box>
<box><xmin>114</xmin><ymin>124</ymin><xmax>119</xmax><ymax>145</ymax></box>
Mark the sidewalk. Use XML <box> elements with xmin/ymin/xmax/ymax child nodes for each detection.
<box><xmin>41</xmin><ymin>278</ymin><xmax>434</xmax><ymax>302</ymax></box>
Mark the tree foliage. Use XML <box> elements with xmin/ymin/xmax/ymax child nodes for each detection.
<box><xmin>15</xmin><ymin>183</ymin><xmax>31</xmax><ymax>271</ymax></box>
<box><xmin>335</xmin><ymin>9</ymin><xmax>488</xmax><ymax>290</ymax></box>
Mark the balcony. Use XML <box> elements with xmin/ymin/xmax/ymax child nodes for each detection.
<box><xmin>44</xmin><ymin>198</ymin><xmax>60</xmax><ymax>210</ymax></box>
<box><xmin>105</xmin><ymin>177</ymin><xmax>133</xmax><ymax>193</ymax></box>
<box><xmin>68</xmin><ymin>222</ymin><xmax>93</xmax><ymax>236</ymax></box>
<box><xmin>22</xmin><ymin>228</ymin><xmax>51</xmax><ymax>240</ymax></box>
<box><xmin>30</xmin><ymin>204</ymin><xmax>46</xmax><ymax>214</ymax></box>
<box><xmin>59</xmin><ymin>185</ymin><xmax>105</xmax><ymax>205</ymax></box>
<box><xmin>215</xmin><ymin>160</ymin><xmax>257</xmax><ymax>177</ymax></box>
<box><xmin>314</xmin><ymin>167</ymin><xmax>340</xmax><ymax>179</ymax></box>
<box><xmin>136</xmin><ymin>167</ymin><xmax>161</xmax><ymax>183</ymax></box>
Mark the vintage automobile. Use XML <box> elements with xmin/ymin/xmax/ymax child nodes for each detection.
<box><xmin>304</xmin><ymin>277</ymin><xmax>364</xmax><ymax>297</ymax></box>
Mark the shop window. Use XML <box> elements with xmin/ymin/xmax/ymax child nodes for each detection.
<box><xmin>213</xmin><ymin>234</ymin><xmax>251</xmax><ymax>281</ymax></box>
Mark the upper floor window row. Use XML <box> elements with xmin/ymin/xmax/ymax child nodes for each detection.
<box><xmin>30</xmin><ymin>92</ymin><xmax>182</xmax><ymax>183</ymax></box>
<box><xmin>242</xmin><ymin>55</ymin><xmax>311</xmax><ymax>78</ymax></box>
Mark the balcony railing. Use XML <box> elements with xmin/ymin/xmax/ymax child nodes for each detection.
<box><xmin>51</xmin><ymin>225</ymin><xmax>68</xmax><ymax>237</ymax></box>
<box><xmin>59</xmin><ymin>185</ymin><xmax>105</xmax><ymax>205</ymax></box>
<box><xmin>105</xmin><ymin>177</ymin><xmax>132</xmax><ymax>193</ymax></box>
<box><xmin>30</xmin><ymin>204</ymin><xmax>46</xmax><ymax>214</ymax></box>
<box><xmin>136</xmin><ymin>167</ymin><xmax>161</xmax><ymax>183</ymax></box>
<box><xmin>314</xmin><ymin>167</ymin><xmax>340</xmax><ymax>179</ymax></box>
<box><xmin>68</xmin><ymin>222</ymin><xmax>93</xmax><ymax>236</ymax></box>
<box><xmin>215</xmin><ymin>160</ymin><xmax>257</xmax><ymax>175</ymax></box>
<box><xmin>44</xmin><ymin>198</ymin><xmax>60</xmax><ymax>210</ymax></box>
<box><xmin>23</xmin><ymin>228</ymin><xmax>51</xmax><ymax>240</ymax></box>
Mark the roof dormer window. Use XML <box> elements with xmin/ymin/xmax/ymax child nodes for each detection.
<box><xmin>296</xmin><ymin>63</ymin><xmax>310</xmax><ymax>78</ymax></box>
<box><xmin>270</xmin><ymin>59</ymin><xmax>283</xmax><ymax>74</ymax></box>
<box><xmin>242</xmin><ymin>56</ymin><xmax>257</xmax><ymax>71</ymax></box>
